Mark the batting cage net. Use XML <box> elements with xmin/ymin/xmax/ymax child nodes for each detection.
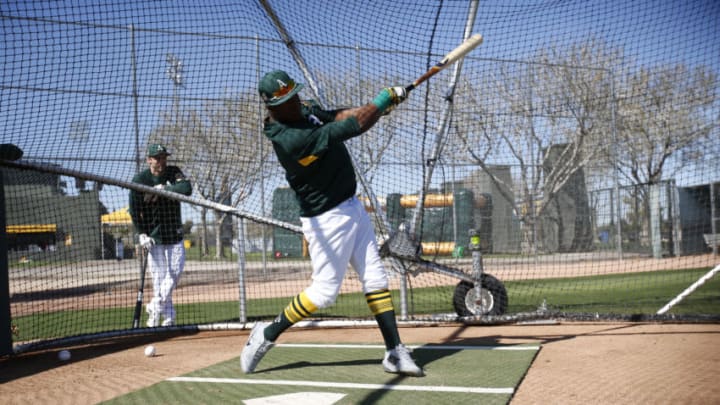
<box><xmin>1</xmin><ymin>0</ymin><xmax>718</xmax><ymax>353</ymax></box>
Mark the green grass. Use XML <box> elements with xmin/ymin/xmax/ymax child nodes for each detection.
<box><xmin>506</xmin><ymin>268</ymin><xmax>720</xmax><ymax>315</ymax></box>
<box><xmin>183</xmin><ymin>245</ymin><xmax>289</xmax><ymax>262</ymax></box>
<box><xmin>11</xmin><ymin>267</ymin><xmax>720</xmax><ymax>343</ymax></box>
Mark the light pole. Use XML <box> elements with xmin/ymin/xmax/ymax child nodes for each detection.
<box><xmin>165</xmin><ymin>53</ymin><xmax>183</xmax><ymax>127</ymax></box>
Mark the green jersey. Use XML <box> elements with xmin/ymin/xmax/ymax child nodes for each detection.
<box><xmin>129</xmin><ymin>166</ymin><xmax>192</xmax><ymax>244</ymax></box>
<box><xmin>264</xmin><ymin>100</ymin><xmax>362</xmax><ymax>217</ymax></box>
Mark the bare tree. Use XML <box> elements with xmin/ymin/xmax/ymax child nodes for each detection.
<box><xmin>609</xmin><ymin>64</ymin><xmax>717</xmax><ymax>256</ymax></box>
<box><xmin>611</xmin><ymin>64</ymin><xmax>718</xmax><ymax>187</ymax></box>
<box><xmin>455</xmin><ymin>39</ymin><xmax>620</xmax><ymax>253</ymax></box>
<box><xmin>150</xmin><ymin>91</ymin><xmax>271</xmax><ymax>259</ymax></box>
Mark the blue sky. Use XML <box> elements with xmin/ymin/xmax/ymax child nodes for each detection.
<box><xmin>1</xmin><ymin>0</ymin><xmax>718</xmax><ymax>217</ymax></box>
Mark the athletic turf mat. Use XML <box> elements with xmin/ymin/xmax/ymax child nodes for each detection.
<box><xmin>101</xmin><ymin>343</ymin><xmax>539</xmax><ymax>404</ymax></box>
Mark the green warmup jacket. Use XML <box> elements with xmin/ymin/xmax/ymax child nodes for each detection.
<box><xmin>128</xmin><ymin>166</ymin><xmax>192</xmax><ymax>244</ymax></box>
<box><xmin>263</xmin><ymin>100</ymin><xmax>363</xmax><ymax>217</ymax></box>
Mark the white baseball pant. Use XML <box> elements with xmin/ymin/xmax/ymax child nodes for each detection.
<box><xmin>300</xmin><ymin>196</ymin><xmax>389</xmax><ymax>309</ymax></box>
<box><xmin>146</xmin><ymin>241</ymin><xmax>185</xmax><ymax>321</ymax></box>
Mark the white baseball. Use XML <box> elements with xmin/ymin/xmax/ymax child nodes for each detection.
<box><xmin>144</xmin><ymin>345</ymin><xmax>156</xmax><ymax>357</ymax></box>
<box><xmin>58</xmin><ymin>350</ymin><xmax>71</xmax><ymax>361</ymax></box>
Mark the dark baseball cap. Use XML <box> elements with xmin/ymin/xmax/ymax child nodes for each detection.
<box><xmin>258</xmin><ymin>70</ymin><xmax>304</xmax><ymax>106</ymax></box>
<box><xmin>147</xmin><ymin>144</ymin><xmax>171</xmax><ymax>157</ymax></box>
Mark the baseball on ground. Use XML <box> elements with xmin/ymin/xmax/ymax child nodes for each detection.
<box><xmin>58</xmin><ymin>350</ymin><xmax>71</xmax><ymax>361</ymax></box>
<box><xmin>144</xmin><ymin>345</ymin><xmax>156</xmax><ymax>357</ymax></box>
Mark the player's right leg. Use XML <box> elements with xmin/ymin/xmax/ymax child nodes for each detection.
<box><xmin>383</xmin><ymin>343</ymin><xmax>425</xmax><ymax>377</ymax></box>
<box><xmin>365</xmin><ymin>289</ymin><xmax>424</xmax><ymax>377</ymax></box>
<box><xmin>351</xmin><ymin>202</ymin><xmax>424</xmax><ymax>377</ymax></box>
<box><xmin>160</xmin><ymin>241</ymin><xmax>185</xmax><ymax>326</ymax></box>
<box><xmin>145</xmin><ymin>246</ymin><xmax>164</xmax><ymax>327</ymax></box>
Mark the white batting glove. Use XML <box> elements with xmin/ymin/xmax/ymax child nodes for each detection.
<box><xmin>387</xmin><ymin>86</ymin><xmax>408</xmax><ymax>105</ymax></box>
<box><xmin>138</xmin><ymin>233</ymin><xmax>155</xmax><ymax>249</ymax></box>
<box><xmin>153</xmin><ymin>184</ymin><xmax>165</xmax><ymax>190</ymax></box>
<box><xmin>380</xmin><ymin>86</ymin><xmax>409</xmax><ymax>115</ymax></box>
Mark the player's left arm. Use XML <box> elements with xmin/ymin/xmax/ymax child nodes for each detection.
<box><xmin>162</xmin><ymin>167</ymin><xmax>192</xmax><ymax>196</ymax></box>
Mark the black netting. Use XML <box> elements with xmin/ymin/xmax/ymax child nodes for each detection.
<box><xmin>2</xmin><ymin>0</ymin><xmax>718</xmax><ymax>353</ymax></box>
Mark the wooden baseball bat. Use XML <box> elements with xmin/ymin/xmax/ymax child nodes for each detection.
<box><xmin>132</xmin><ymin>247</ymin><xmax>148</xmax><ymax>328</ymax></box>
<box><xmin>405</xmin><ymin>33</ymin><xmax>483</xmax><ymax>92</ymax></box>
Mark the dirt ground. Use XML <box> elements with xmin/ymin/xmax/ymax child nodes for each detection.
<box><xmin>2</xmin><ymin>322</ymin><xmax>720</xmax><ymax>404</ymax></box>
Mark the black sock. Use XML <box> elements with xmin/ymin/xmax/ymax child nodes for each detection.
<box><xmin>264</xmin><ymin>292</ymin><xmax>318</xmax><ymax>341</ymax></box>
<box><xmin>366</xmin><ymin>289</ymin><xmax>401</xmax><ymax>350</ymax></box>
<box><xmin>264</xmin><ymin>312</ymin><xmax>292</xmax><ymax>342</ymax></box>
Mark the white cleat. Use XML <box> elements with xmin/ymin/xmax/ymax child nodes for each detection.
<box><xmin>382</xmin><ymin>344</ymin><xmax>425</xmax><ymax>377</ymax></box>
<box><xmin>241</xmin><ymin>322</ymin><xmax>274</xmax><ymax>373</ymax></box>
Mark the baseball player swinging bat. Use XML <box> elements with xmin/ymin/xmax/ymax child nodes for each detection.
<box><xmin>132</xmin><ymin>247</ymin><xmax>148</xmax><ymax>328</ymax></box>
<box><xmin>405</xmin><ymin>33</ymin><xmax>483</xmax><ymax>93</ymax></box>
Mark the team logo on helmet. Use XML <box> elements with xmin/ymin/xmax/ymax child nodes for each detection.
<box><xmin>270</xmin><ymin>78</ymin><xmax>296</xmax><ymax>102</ymax></box>
<box><xmin>259</xmin><ymin>70</ymin><xmax>303</xmax><ymax>105</ymax></box>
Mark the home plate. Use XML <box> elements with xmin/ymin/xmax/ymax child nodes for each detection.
<box><xmin>243</xmin><ymin>392</ymin><xmax>346</xmax><ymax>404</ymax></box>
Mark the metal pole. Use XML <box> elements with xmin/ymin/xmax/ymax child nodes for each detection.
<box><xmin>528</xmin><ymin>64</ymin><xmax>538</xmax><ymax>257</ymax></box>
<box><xmin>650</xmin><ymin>183</ymin><xmax>661</xmax><ymax>258</ymax></box>
<box><xmin>100</xmin><ymin>224</ymin><xmax>105</xmax><ymax>260</ymax></box>
<box><xmin>711</xmin><ymin>182</ymin><xmax>718</xmax><ymax>256</ymax></box>
<box><xmin>609</xmin><ymin>69</ymin><xmax>623</xmax><ymax>260</ymax></box>
<box><xmin>356</xmin><ymin>43</ymin><xmax>364</xmax><ymax>159</ymax></box>
<box><xmin>667</xmin><ymin>180</ymin><xmax>679</xmax><ymax>257</ymax></box>
<box><xmin>1</xmin><ymin>159</ymin><xmax>302</xmax><ymax>233</ymax></box>
<box><xmin>0</xmin><ymin>172</ymin><xmax>13</xmax><ymax>355</ymax></box>
<box><xmin>469</xmin><ymin>228</ymin><xmax>484</xmax><ymax>286</ymax></box>
<box><xmin>257</xmin><ymin>0</ymin><xmax>325</xmax><ymax>103</ymax></box>
<box><xmin>256</xmin><ymin>35</ymin><xmax>269</xmax><ymax>277</ymax></box>
<box><xmin>129</xmin><ymin>24</ymin><xmax>141</xmax><ymax>173</ymax></box>
<box><xmin>451</xmin><ymin>162</ymin><xmax>458</xmax><ymax>261</ymax></box>
<box><xmin>409</xmin><ymin>0</ymin><xmax>480</xmax><ymax>238</ymax></box>
<box><xmin>237</xmin><ymin>217</ymin><xmax>247</xmax><ymax>323</ymax></box>
<box><xmin>670</xmin><ymin>180</ymin><xmax>682</xmax><ymax>256</ymax></box>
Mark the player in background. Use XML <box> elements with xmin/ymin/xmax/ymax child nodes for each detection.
<box><xmin>241</xmin><ymin>70</ymin><xmax>424</xmax><ymax>377</ymax></box>
<box><xmin>129</xmin><ymin>144</ymin><xmax>192</xmax><ymax>327</ymax></box>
